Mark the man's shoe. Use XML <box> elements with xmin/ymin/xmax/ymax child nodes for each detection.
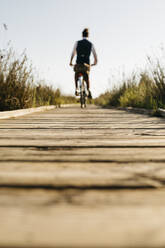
<box><xmin>75</xmin><ymin>90</ymin><xmax>79</xmax><ymax>96</ymax></box>
<box><xmin>88</xmin><ymin>90</ymin><xmax>92</xmax><ymax>99</ymax></box>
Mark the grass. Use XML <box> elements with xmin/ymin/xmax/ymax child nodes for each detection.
<box><xmin>0</xmin><ymin>47</ymin><xmax>76</xmax><ymax>111</ymax></box>
<box><xmin>95</xmin><ymin>53</ymin><xmax>165</xmax><ymax>111</ymax></box>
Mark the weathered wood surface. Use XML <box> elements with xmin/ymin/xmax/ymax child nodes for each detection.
<box><xmin>0</xmin><ymin>105</ymin><xmax>165</xmax><ymax>247</ymax></box>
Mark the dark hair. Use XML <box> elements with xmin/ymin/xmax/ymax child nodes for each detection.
<box><xmin>82</xmin><ymin>28</ymin><xmax>89</xmax><ymax>37</ymax></box>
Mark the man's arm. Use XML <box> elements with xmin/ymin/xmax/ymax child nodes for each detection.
<box><xmin>69</xmin><ymin>42</ymin><xmax>77</xmax><ymax>66</ymax></box>
<box><xmin>91</xmin><ymin>45</ymin><xmax>98</xmax><ymax>66</ymax></box>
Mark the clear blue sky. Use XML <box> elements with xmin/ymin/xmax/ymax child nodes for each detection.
<box><xmin>0</xmin><ymin>0</ymin><xmax>165</xmax><ymax>97</ymax></box>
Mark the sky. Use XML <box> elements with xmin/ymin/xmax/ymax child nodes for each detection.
<box><xmin>0</xmin><ymin>0</ymin><xmax>165</xmax><ymax>97</ymax></box>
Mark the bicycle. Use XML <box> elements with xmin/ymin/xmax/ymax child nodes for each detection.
<box><xmin>72</xmin><ymin>63</ymin><xmax>92</xmax><ymax>108</ymax></box>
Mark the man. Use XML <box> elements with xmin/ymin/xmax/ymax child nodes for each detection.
<box><xmin>69</xmin><ymin>28</ymin><xmax>98</xmax><ymax>98</ymax></box>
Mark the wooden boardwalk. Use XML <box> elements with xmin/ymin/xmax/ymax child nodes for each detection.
<box><xmin>0</xmin><ymin>105</ymin><xmax>165</xmax><ymax>247</ymax></box>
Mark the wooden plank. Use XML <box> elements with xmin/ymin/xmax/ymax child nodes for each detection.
<box><xmin>0</xmin><ymin>188</ymin><xmax>165</xmax><ymax>247</ymax></box>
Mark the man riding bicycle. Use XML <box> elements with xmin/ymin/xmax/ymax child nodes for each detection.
<box><xmin>69</xmin><ymin>28</ymin><xmax>98</xmax><ymax>99</ymax></box>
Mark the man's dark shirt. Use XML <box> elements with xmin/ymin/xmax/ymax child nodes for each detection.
<box><xmin>76</xmin><ymin>39</ymin><xmax>92</xmax><ymax>65</ymax></box>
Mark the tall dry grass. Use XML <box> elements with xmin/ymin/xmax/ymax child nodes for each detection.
<box><xmin>0</xmin><ymin>47</ymin><xmax>76</xmax><ymax>111</ymax></box>
<box><xmin>95</xmin><ymin>53</ymin><xmax>165</xmax><ymax>110</ymax></box>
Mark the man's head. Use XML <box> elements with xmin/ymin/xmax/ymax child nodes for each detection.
<box><xmin>82</xmin><ymin>28</ymin><xmax>89</xmax><ymax>38</ymax></box>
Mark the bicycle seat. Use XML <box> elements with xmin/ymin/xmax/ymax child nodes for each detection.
<box><xmin>78</xmin><ymin>72</ymin><xmax>83</xmax><ymax>77</ymax></box>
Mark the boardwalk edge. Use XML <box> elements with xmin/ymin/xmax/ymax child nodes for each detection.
<box><xmin>0</xmin><ymin>105</ymin><xmax>56</xmax><ymax>119</ymax></box>
<box><xmin>0</xmin><ymin>104</ymin><xmax>80</xmax><ymax>120</ymax></box>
